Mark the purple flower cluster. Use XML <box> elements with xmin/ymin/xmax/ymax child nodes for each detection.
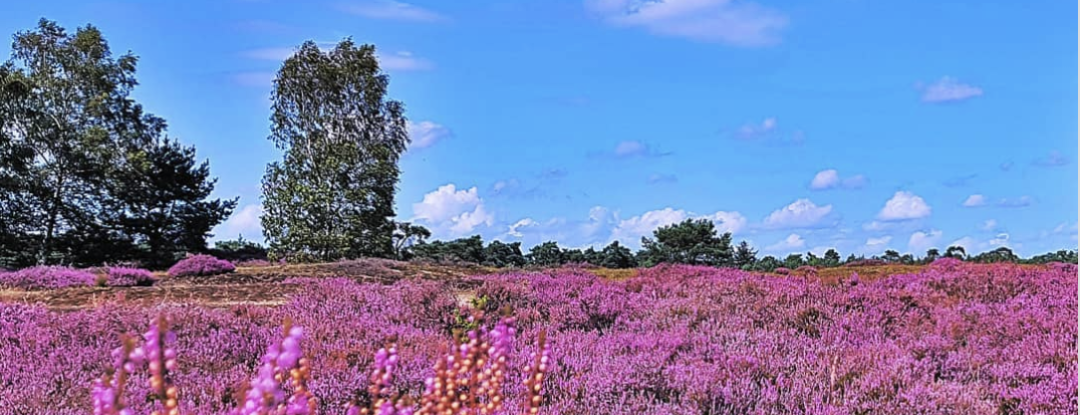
<box><xmin>0</xmin><ymin>262</ymin><xmax>1075</xmax><ymax>414</ymax></box>
<box><xmin>106</xmin><ymin>267</ymin><xmax>157</xmax><ymax>287</ymax></box>
<box><xmin>167</xmin><ymin>255</ymin><xmax>236</xmax><ymax>278</ymax></box>
<box><xmin>0</xmin><ymin>265</ymin><xmax>97</xmax><ymax>290</ymax></box>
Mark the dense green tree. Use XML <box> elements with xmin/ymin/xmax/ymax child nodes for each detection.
<box><xmin>210</xmin><ymin>235</ymin><xmax>268</xmax><ymax>262</ymax></box>
<box><xmin>971</xmin><ymin>246</ymin><xmax>1019</xmax><ymax>263</ymax></box>
<box><xmin>261</xmin><ymin>39</ymin><xmax>408</xmax><ymax>262</ymax></box>
<box><xmin>392</xmin><ymin>222</ymin><xmax>431</xmax><ymax>260</ymax></box>
<box><xmin>111</xmin><ymin>138</ymin><xmax>236</xmax><ymax>268</ymax></box>
<box><xmin>823</xmin><ymin>249</ymin><xmax>842</xmax><ymax>267</ymax></box>
<box><xmin>599</xmin><ymin>241</ymin><xmax>636</xmax><ymax>269</ymax></box>
<box><xmin>638</xmin><ymin>219</ymin><xmax>734</xmax><ymax>267</ymax></box>
<box><xmin>733</xmin><ymin>241</ymin><xmax>757</xmax><ymax>269</ymax></box>
<box><xmin>1026</xmin><ymin>249</ymin><xmax>1078</xmax><ymax>264</ymax></box>
<box><xmin>754</xmin><ymin>255</ymin><xmax>782</xmax><ymax>272</ymax></box>
<box><xmin>882</xmin><ymin>250</ymin><xmax>901</xmax><ymax>263</ymax></box>
<box><xmin>483</xmin><ymin>240</ymin><xmax>525</xmax><ymax>267</ymax></box>
<box><xmin>783</xmin><ymin>253</ymin><xmax>805</xmax><ymax>269</ymax></box>
<box><xmin>563</xmin><ymin>248</ymin><xmax>586</xmax><ymax>264</ymax></box>
<box><xmin>944</xmin><ymin>245</ymin><xmax>967</xmax><ymax>260</ymax></box>
<box><xmin>583</xmin><ymin>247</ymin><xmax>602</xmax><ymax>265</ymax></box>
<box><xmin>527</xmin><ymin>241</ymin><xmax>565</xmax><ymax>267</ymax></box>
<box><xmin>0</xmin><ymin>19</ymin><xmax>231</xmax><ymax>268</ymax></box>
<box><xmin>925</xmin><ymin>248</ymin><xmax>941</xmax><ymax>263</ymax></box>
<box><xmin>412</xmin><ymin>235</ymin><xmax>484</xmax><ymax>264</ymax></box>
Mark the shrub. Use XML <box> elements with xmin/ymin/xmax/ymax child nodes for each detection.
<box><xmin>774</xmin><ymin>267</ymin><xmax>791</xmax><ymax>275</ymax></box>
<box><xmin>92</xmin><ymin>315</ymin><xmax>550</xmax><ymax>415</ymax></box>
<box><xmin>106</xmin><ymin>267</ymin><xmax>157</xmax><ymax>287</ymax></box>
<box><xmin>0</xmin><ymin>266</ymin><xmax>96</xmax><ymax>290</ymax></box>
<box><xmin>166</xmin><ymin>255</ymin><xmax>235</xmax><ymax>278</ymax></box>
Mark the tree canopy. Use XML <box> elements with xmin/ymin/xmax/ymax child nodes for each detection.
<box><xmin>261</xmin><ymin>39</ymin><xmax>408</xmax><ymax>262</ymax></box>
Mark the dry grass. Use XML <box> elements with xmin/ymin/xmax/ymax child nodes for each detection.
<box><xmin>1</xmin><ymin>260</ymin><xmax>960</xmax><ymax>311</ymax></box>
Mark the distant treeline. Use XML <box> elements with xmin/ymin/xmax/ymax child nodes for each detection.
<box><xmin>215</xmin><ymin>218</ymin><xmax>1078</xmax><ymax>271</ymax></box>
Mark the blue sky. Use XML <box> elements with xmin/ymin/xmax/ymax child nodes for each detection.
<box><xmin>3</xmin><ymin>0</ymin><xmax>1076</xmax><ymax>257</ymax></box>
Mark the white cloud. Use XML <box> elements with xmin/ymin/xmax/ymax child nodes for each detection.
<box><xmin>763</xmin><ymin>199</ymin><xmax>833</xmax><ymax>229</ymax></box>
<box><xmin>962</xmin><ymin>194</ymin><xmax>986</xmax><ymax>207</ymax></box>
<box><xmin>908</xmin><ymin>230</ymin><xmax>943</xmax><ymax>252</ymax></box>
<box><xmin>988</xmin><ymin>233</ymin><xmax>1010</xmax><ymax>247</ymax></box>
<box><xmin>920</xmin><ymin>77</ymin><xmax>983</xmax><ymax>103</ymax></box>
<box><xmin>981</xmin><ymin>219</ymin><xmax>997</xmax><ymax>231</ymax></box>
<box><xmin>586</xmin><ymin>0</ymin><xmax>788</xmax><ymax>47</ymax></box>
<box><xmin>611</xmin><ymin>207</ymin><xmax>688</xmax><ymax>243</ymax></box>
<box><xmin>702</xmin><ymin>211</ymin><xmax>748</xmax><ymax>234</ymax></box>
<box><xmin>507</xmin><ymin>218</ymin><xmax>538</xmax><ymax>238</ymax></box>
<box><xmin>412</xmin><ymin>184</ymin><xmax>494</xmax><ymax>236</ymax></box>
<box><xmin>809</xmin><ymin>169</ymin><xmax>839</xmax><ymax>190</ymax></box>
<box><xmin>339</xmin><ymin>1</ymin><xmax>447</xmax><ymax>22</ymax></box>
<box><xmin>377</xmin><ymin>51</ymin><xmax>434</xmax><ymax>71</ymax></box>
<box><xmin>877</xmin><ymin>191</ymin><xmax>931</xmax><ymax>221</ymax></box>
<box><xmin>809</xmin><ymin>169</ymin><xmax>866</xmax><ymax>190</ymax></box>
<box><xmin>212</xmin><ymin>204</ymin><xmax>264</xmax><ymax>242</ymax></box>
<box><xmin>949</xmin><ymin>236</ymin><xmax>978</xmax><ymax>252</ymax></box>
<box><xmin>610</xmin><ymin>207</ymin><xmax>745</xmax><ymax>245</ymax></box>
<box><xmin>407</xmin><ymin>120</ymin><xmax>450</xmax><ymax>149</ymax></box>
<box><xmin>865</xmin><ymin>236</ymin><xmax>892</xmax><ymax>247</ymax></box>
<box><xmin>766</xmin><ymin>233</ymin><xmax>805</xmax><ymax>253</ymax></box>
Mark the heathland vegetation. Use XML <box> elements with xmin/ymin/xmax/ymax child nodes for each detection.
<box><xmin>0</xmin><ymin>19</ymin><xmax>1076</xmax><ymax>415</ymax></box>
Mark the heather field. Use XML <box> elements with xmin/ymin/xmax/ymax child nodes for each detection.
<box><xmin>1</xmin><ymin>260</ymin><xmax>1076</xmax><ymax>414</ymax></box>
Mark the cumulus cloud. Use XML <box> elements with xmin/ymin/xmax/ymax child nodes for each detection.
<box><xmin>908</xmin><ymin>230</ymin><xmax>943</xmax><ymax>252</ymax></box>
<box><xmin>585</xmin><ymin>0</ymin><xmax>788</xmax><ymax>46</ymax></box>
<box><xmin>407</xmin><ymin>120</ymin><xmax>450</xmax><ymax>149</ymax></box>
<box><xmin>412</xmin><ymin>184</ymin><xmax>494</xmax><ymax>236</ymax></box>
<box><xmin>877</xmin><ymin>191</ymin><xmax>931</xmax><ymax>221</ymax></box>
<box><xmin>338</xmin><ymin>1</ymin><xmax>447</xmax><ymax>22</ymax></box>
<box><xmin>763</xmin><ymin>199</ymin><xmax>833</xmax><ymax>229</ymax></box>
<box><xmin>611</xmin><ymin>207</ymin><xmax>746</xmax><ymax>245</ymax></box>
<box><xmin>809</xmin><ymin>169</ymin><xmax>866</xmax><ymax>190</ymax></box>
<box><xmin>962</xmin><ymin>194</ymin><xmax>986</xmax><ymax>207</ymax></box>
<box><xmin>919</xmin><ymin>77</ymin><xmax>983</xmax><ymax>103</ymax></box>
<box><xmin>766</xmin><ymin>234</ymin><xmax>805</xmax><ymax>253</ymax></box>
<box><xmin>212</xmin><ymin>204</ymin><xmax>264</xmax><ymax>242</ymax></box>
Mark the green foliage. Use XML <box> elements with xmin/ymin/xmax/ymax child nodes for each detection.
<box><xmin>209</xmin><ymin>235</ymin><xmax>268</xmax><ymax>262</ymax></box>
<box><xmin>970</xmin><ymin>247</ymin><xmax>1020</xmax><ymax>264</ymax></box>
<box><xmin>482</xmin><ymin>240</ymin><xmax>526</xmax><ymax>267</ymax></box>
<box><xmin>944</xmin><ymin>245</ymin><xmax>967</xmax><ymax>260</ymax></box>
<box><xmin>753</xmin><ymin>255</ymin><xmax>783</xmax><ymax>272</ymax></box>
<box><xmin>1025</xmin><ymin>249</ymin><xmax>1078</xmax><ymax>264</ymax></box>
<box><xmin>783</xmin><ymin>253</ymin><xmax>805</xmax><ymax>270</ymax></box>
<box><xmin>638</xmin><ymin>219</ymin><xmax>734</xmax><ymax>267</ymax></box>
<box><xmin>527</xmin><ymin>241</ymin><xmax>565</xmax><ymax>267</ymax></box>
<box><xmin>822</xmin><ymin>249</ymin><xmax>841</xmax><ymax>267</ymax></box>
<box><xmin>412</xmin><ymin>235</ymin><xmax>484</xmax><ymax>264</ymax></box>
<box><xmin>392</xmin><ymin>222</ymin><xmax>431</xmax><ymax>260</ymax></box>
<box><xmin>599</xmin><ymin>241</ymin><xmax>637</xmax><ymax>268</ymax></box>
<box><xmin>261</xmin><ymin>39</ymin><xmax>407</xmax><ymax>262</ymax></box>
<box><xmin>733</xmin><ymin>241</ymin><xmax>757</xmax><ymax>269</ymax></box>
<box><xmin>0</xmin><ymin>19</ymin><xmax>232</xmax><ymax>268</ymax></box>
